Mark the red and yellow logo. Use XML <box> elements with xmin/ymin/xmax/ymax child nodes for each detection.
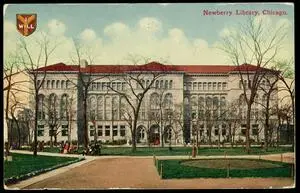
<box><xmin>16</xmin><ymin>14</ymin><xmax>37</xmax><ymax>36</ymax></box>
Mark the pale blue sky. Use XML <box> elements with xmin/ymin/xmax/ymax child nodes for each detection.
<box><xmin>4</xmin><ymin>3</ymin><xmax>294</xmax><ymax>65</ymax></box>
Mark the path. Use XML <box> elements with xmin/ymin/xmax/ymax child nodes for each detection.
<box><xmin>6</xmin><ymin>151</ymin><xmax>295</xmax><ymax>189</ymax></box>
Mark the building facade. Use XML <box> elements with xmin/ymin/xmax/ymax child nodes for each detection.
<box><xmin>32</xmin><ymin>61</ymin><xmax>279</xmax><ymax>145</ymax></box>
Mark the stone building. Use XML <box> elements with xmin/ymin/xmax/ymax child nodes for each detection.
<box><xmin>31</xmin><ymin>61</ymin><xmax>279</xmax><ymax>145</ymax></box>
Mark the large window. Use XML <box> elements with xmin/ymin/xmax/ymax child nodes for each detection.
<box><xmin>97</xmin><ymin>96</ymin><xmax>104</xmax><ymax>120</ymax></box>
<box><xmin>113</xmin><ymin>125</ymin><xmax>118</xmax><ymax>136</ymax></box>
<box><xmin>37</xmin><ymin>125</ymin><xmax>44</xmax><ymax>136</ymax></box>
<box><xmin>112</xmin><ymin>96</ymin><xmax>118</xmax><ymax>120</ymax></box>
<box><xmin>120</xmin><ymin>125</ymin><xmax>126</xmax><ymax>136</ymax></box>
<box><xmin>97</xmin><ymin>125</ymin><xmax>103</xmax><ymax>136</ymax></box>
<box><xmin>61</xmin><ymin>125</ymin><xmax>68</xmax><ymax>136</ymax></box>
<box><xmin>38</xmin><ymin>94</ymin><xmax>45</xmax><ymax>120</ymax></box>
<box><xmin>60</xmin><ymin>94</ymin><xmax>69</xmax><ymax>120</ymax></box>
<box><xmin>105</xmin><ymin>125</ymin><xmax>110</xmax><ymax>136</ymax></box>
<box><xmin>105</xmin><ymin>96</ymin><xmax>112</xmax><ymax>120</ymax></box>
<box><xmin>90</xmin><ymin>125</ymin><xmax>95</xmax><ymax>136</ymax></box>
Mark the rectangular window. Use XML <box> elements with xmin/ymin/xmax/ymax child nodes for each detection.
<box><xmin>222</xmin><ymin>82</ymin><xmax>227</xmax><ymax>90</ymax></box>
<box><xmin>102</xmin><ymin>82</ymin><xmax>106</xmax><ymax>90</ymax></box>
<box><xmin>90</xmin><ymin>130</ymin><xmax>95</xmax><ymax>136</ymax></box>
<box><xmin>117</xmin><ymin>82</ymin><xmax>121</xmax><ymax>90</ymax></box>
<box><xmin>113</xmin><ymin>125</ymin><xmax>118</xmax><ymax>136</ymax></box>
<box><xmin>112</xmin><ymin>82</ymin><xmax>116</xmax><ymax>90</ymax></box>
<box><xmin>218</xmin><ymin>82</ymin><xmax>221</xmax><ymax>90</ymax></box>
<box><xmin>169</xmin><ymin>80</ymin><xmax>173</xmax><ymax>89</ymax></box>
<box><xmin>122</xmin><ymin>82</ymin><xmax>125</xmax><ymax>90</ymax></box>
<box><xmin>208</xmin><ymin>82</ymin><xmax>212</xmax><ymax>90</ymax></box>
<box><xmin>252</xmin><ymin>124</ymin><xmax>259</xmax><ymax>135</ymax></box>
<box><xmin>97</xmin><ymin>125</ymin><xmax>103</xmax><ymax>136</ymax></box>
<box><xmin>214</xmin><ymin>129</ymin><xmax>219</xmax><ymax>136</ymax></box>
<box><xmin>183</xmin><ymin>83</ymin><xmax>187</xmax><ymax>91</ymax></box>
<box><xmin>241</xmin><ymin>128</ymin><xmax>246</xmax><ymax>136</ymax></box>
<box><xmin>38</xmin><ymin>125</ymin><xmax>44</xmax><ymax>136</ymax></box>
<box><xmin>105</xmin><ymin>125</ymin><xmax>110</xmax><ymax>136</ymax></box>
<box><xmin>62</xmin><ymin>129</ymin><xmax>68</xmax><ymax>136</ymax></box>
<box><xmin>97</xmin><ymin>82</ymin><xmax>101</xmax><ymax>90</ymax></box>
<box><xmin>120</xmin><ymin>125</ymin><xmax>126</xmax><ymax>137</ymax></box>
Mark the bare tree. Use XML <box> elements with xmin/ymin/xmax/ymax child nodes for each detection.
<box><xmin>65</xmin><ymin>39</ymin><xmax>106</xmax><ymax>151</ymax></box>
<box><xmin>18</xmin><ymin>32</ymin><xmax>61</xmax><ymax>156</ymax></box>
<box><xmin>107</xmin><ymin>55</ymin><xmax>162</xmax><ymax>152</ymax></box>
<box><xmin>219</xmin><ymin>16</ymin><xmax>288</xmax><ymax>153</ymax></box>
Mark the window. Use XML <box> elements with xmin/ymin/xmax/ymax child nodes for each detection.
<box><xmin>252</xmin><ymin>124</ymin><xmax>259</xmax><ymax>135</ymax></box>
<box><xmin>46</xmin><ymin>80</ymin><xmax>50</xmax><ymax>88</ymax></box>
<box><xmin>208</xmin><ymin>82</ymin><xmax>211</xmax><ymax>90</ymax></box>
<box><xmin>92</xmin><ymin>82</ymin><xmax>97</xmax><ymax>90</ymax></box>
<box><xmin>97</xmin><ymin>96</ymin><xmax>104</xmax><ymax>120</ymax></box>
<box><xmin>155</xmin><ymin>80</ymin><xmax>159</xmax><ymax>89</ymax></box>
<box><xmin>198</xmin><ymin>82</ymin><xmax>202</xmax><ymax>90</ymax></box>
<box><xmin>120</xmin><ymin>125</ymin><xmax>126</xmax><ymax>136</ymax></box>
<box><xmin>90</xmin><ymin>125</ymin><xmax>95</xmax><ymax>136</ymax></box>
<box><xmin>105</xmin><ymin>96</ymin><xmax>112</xmax><ymax>120</ymax></box>
<box><xmin>117</xmin><ymin>82</ymin><xmax>121</xmax><ymax>90</ymax></box>
<box><xmin>160</xmin><ymin>80</ymin><xmax>164</xmax><ymax>89</ymax></box>
<box><xmin>66</xmin><ymin>80</ymin><xmax>70</xmax><ymax>89</ymax></box>
<box><xmin>98</xmin><ymin>125</ymin><xmax>103</xmax><ymax>136</ymax></box>
<box><xmin>188</xmin><ymin>82</ymin><xmax>192</xmax><ymax>90</ymax></box>
<box><xmin>169</xmin><ymin>80</ymin><xmax>173</xmax><ymax>89</ymax></box>
<box><xmin>203</xmin><ymin>82</ymin><xmax>207</xmax><ymax>90</ymax></box>
<box><xmin>102</xmin><ymin>82</ymin><xmax>106</xmax><ymax>90</ymax></box>
<box><xmin>222</xmin><ymin>82</ymin><xmax>227</xmax><ymax>90</ymax></box>
<box><xmin>183</xmin><ymin>83</ymin><xmax>187</xmax><ymax>90</ymax></box>
<box><xmin>193</xmin><ymin>82</ymin><xmax>197</xmax><ymax>90</ymax></box>
<box><xmin>112</xmin><ymin>96</ymin><xmax>118</xmax><ymax>120</ymax></box>
<box><xmin>113</xmin><ymin>125</ymin><xmax>118</xmax><ymax>136</ymax></box>
<box><xmin>241</xmin><ymin>128</ymin><xmax>246</xmax><ymax>136</ymax></box>
<box><xmin>122</xmin><ymin>82</ymin><xmax>125</xmax><ymax>90</ymax></box>
<box><xmin>165</xmin><ymin>80</ymin><xmax>168</xmax><ymax>89</ymax></box>
<box><xmin>37</xmin><ymin>125</ymin><xmax>44</xmax><ymax>136</ymax></box>
<box><xmin>112</xmin><ymin>82</ymin><xmax>116</xmax><ymax>90</ymax></box>
<box><xmin>222</xmin><ymin>129</ymin><xmax>226</xmax><ymax>136</ymax></box>
<box><xmin>214</xmin><ymin>129</ymin><xmax>219</xmax><ymax>136</ymax></box>
<box><xmin>51</xmin><ymin>80</ymin><xmax>55</xmax><ymax>89</ymax></box>
<box><xmin>61</xmin><ymin>125</ymin><xmax>68</xmax><ymax>136</ymax></box>
<box><xmin>213</xmin><ymin>82</ymin><xmax>216</xmax><ymax>90</ymax></box>
<box><xmin>105</xmin><ymin>125</ymin><xmax>110</xmax><ymax>136</ymax></box>
<box><xmin>239</xmin><ymin>80</ymin><xmax>243</xmax><ymax>89</ymax></box>
<box><xmin>218</xmin><ymin>82</ymin><xmax>221</xmax><ymax>90</ymax></box>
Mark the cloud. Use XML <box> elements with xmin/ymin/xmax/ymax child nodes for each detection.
<box><xmin>104</xmin><ymin>22</ymin><xmax>130</xmax><ymax>38</ymax></box>
<box><xmin>138</xmin><ymin>17</ymin><xmax>162</xmax><ymax>33</ymax></box>
<box><xmin>47</xmin><ymin>19</ymin><xmax>66</xmax><ymax>36</ymax></box>
<box><xmin>80</xmin><ymin>28</ymin><xmax>97</xmax><ymax>41</ymax></box>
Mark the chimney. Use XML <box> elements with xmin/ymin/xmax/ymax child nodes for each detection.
<box><xmin>80</xmin><ymin>59</ymin><xmax>88</xmax><ymax>68</ymax></box>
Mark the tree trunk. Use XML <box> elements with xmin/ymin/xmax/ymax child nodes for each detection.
<box><xmin>83</xmin><ymin>96</ymin><xmax>89</xmax><ymax>151</ymax></box>
<box><xmin>246</xmin><ymin>105</ymin><xmax>251</xmax><ymax>154</ymax></box>
<box><xmin>218</xmin><ymin>128</ymin><xmax>221</xmax><ymax>150</ymax></box>
<box><xmin>33</xmin><ymin>94</ymin><xmax>38</xmax><ymax>156</ymax></box>
<box><xmin>50</xmin><ymin>133</ymin><xmax>53</xmax><ymax>148</ymax></box>
<box><xmin>132</xmin><ymin>119</ymin><xmax>137</xmax><ymax>152</ymax></box>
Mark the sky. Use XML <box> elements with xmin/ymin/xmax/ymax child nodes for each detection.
<box><xmin>4</xmin><ymin>3</ymin><xmax>294</xmax><ymax>65</ymax></box>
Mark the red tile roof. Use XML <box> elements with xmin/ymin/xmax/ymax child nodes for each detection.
<box><xmin>36</xmin><ymin>61</ymin><xmax>270</xmax><ymax>74</ymax></box>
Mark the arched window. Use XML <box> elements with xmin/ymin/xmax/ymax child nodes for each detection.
<box><xmin>112</xmin><ymin>96</ymin><xmax>119</xmax><ymax>120</ymax></box>
<box><xmin>165</xmin><ymin>80</ymin><xmax>168</xmax><ymax>89</ymax></box>
<box><xmin>38</xmin><ymin>94</ymin><xmax>45</xmax><ymax>120</ymax></box>
<box><xmin>163</xmin><ymin>93</ymin><xmax>173</xmax><ymax>109</ymax></box>
<box><xmin>66</xmin><ymin>80</ymin><xmax>70</xmax><ymax>89</ymax></box>
<box><xmin>208</xmin><ymin>82</ymin><xmax>212</xmax><ymax>90</ymax></box>
<box><xmin>61</xmin><ymin>80</ymin><xmax>65</xmax><ymax>89</ymax></box>
<box><xmin>220</xmin><ymin>96</ymin><xmax>226</xmax><ymax>109</ymax></box>
<box><xmin>97</xmin><ymin>96</ymin><xmax>104</xmax><ymax>120</ymax></box>
<box><xmin>120</xmin><ymin>96</ymin><xmax>127</xmax><ymax>120</ymax></box>
<box><xmin>206</xmin><ymin>97</ymin><xmax>212</xmax><ymax>109</ymax></box>
<box><xmin>160</xmin><ymin>80</ymin><xmax>164</xmax><ymax>89</ymax></box>
<box><xmin>169</xmin><ymin>80</ymin><xmax>173</xmax><ymax>89</ymax></box>
<box><xmin>51</xmin><ymin>80</ymin><xmax>55</xmax><ymax>89</ymax></box>
<box><xmin>199</xmin><ymin>97</ymin><xmax>205</xmax><ymax>117</ymax></box>
<box><xmin>150</xmin><ymin>93</ymin><xmax>160</xmax><ymax>110</ymax></box>
<box><xmin>48</xmin><ymin>93</ymin><xmax>58</xmax><ymax>124</ymax></box>
<box><xmin>213</xmin><ymin>82</ymin><xmax>216</xmax><ymax>90</ymax></box>
<box><xmin>155</xmin><ymin>80</ymin><xmax>159</xmax><ymax>89</ymax></box>
<box><xmin>213</xmin><ymin>97</ymin><xmax>219</xmax><ymax>110</ymax></box>
<box><xmin>46</xmin><ymin>80</ymin><xmax>50</xmax><ymax>89</ymax></box>
<box><xmin>56</xmin><ymin>80</ymin><xmax>60</xmax><ymax>89</ymax></box>
<box><xmin>105</xmin><ymin>96</ymin><xmax>112</xmax><ymax>120</ymax></box>
<box><xmin>222</xmin><ymin>82</ymin><xmax>227</xmax><ymax>90</ymax></box>
<box><xmin>60</xmin><ymin>94</ymin><xmax>69</xmax><ymax>120</ymax></box>
<box><xmin>203</xmin><ymin>82</ymin><xmax>207</xmax><ymax>90</ymax></box>
<box><xmin>218</xmin><ymin>82</ymin><xmax>221</xmax><ymax>90</ymax></box>
<box><xmin>198</xmin><ymin>82</ymin><xmax>202</xmax><ymax>90</ymax></box>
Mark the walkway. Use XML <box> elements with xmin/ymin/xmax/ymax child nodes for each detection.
<box><xmin>5</xmin><ymin>150</ymin><xmax>295</xmax><ymax>189</ymax></box>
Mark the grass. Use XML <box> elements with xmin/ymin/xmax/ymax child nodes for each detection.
<box><xmin>155</xmin><ymin>159</ymin><xmax>294</xmax><ymax>179</ymax></box>
<box><xmin>4</xmin><ymin>153</ymin><xmax>82</xmax><ymax>181</ymax></box>
<box><xmin>19</xmin><ymin>146</ymin><xmax>293</xmax><ymax>156</ymax></box>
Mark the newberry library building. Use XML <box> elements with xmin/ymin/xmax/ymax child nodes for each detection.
<box><xmin>32</xmin><ymin>60</ymin><xmax>281</xmax><ymax>146</ymax></box>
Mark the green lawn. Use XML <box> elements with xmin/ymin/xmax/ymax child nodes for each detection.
<box><xmin>155</xmin><ymin>159</ymin><xmax>294</xmax><ymax>179</ymax></box>
<box><xmin>19</xmin><ymin>146</ymin><xmax>293</xmax><ymax>156</ymax></box>
<box><xmin>4</xmin><ymin>153</ymin><xmax>82</xmax><ymax>182</ymax></box>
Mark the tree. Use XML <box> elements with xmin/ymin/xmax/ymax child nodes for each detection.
<box><xmin>108</xmin><ymin>55</ymin><xmax>162</xmax><ymax>152</ymax></box>
<box><xmin>4</xmin><ymin>53</ymin><xmax>29</xmax><ymax>146</ymax></box>
<box><xmin>219</xmin><ymin>16</ymin><xmax>288</xmax><ymax>153</ymax></box>
<box><xmin>256</xmin><ymin>72</ymin><xmax>279</xmax><ymax>150</ymax></box>
<box><xmin>66</xmin><ymin>39</ymin><xmax>106</xmax><ymax>151</ymax></box>
<box><xmin>18</xmin><ymin>32</ymin><xmax>61</xmax><ymax>156</ymax></box>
